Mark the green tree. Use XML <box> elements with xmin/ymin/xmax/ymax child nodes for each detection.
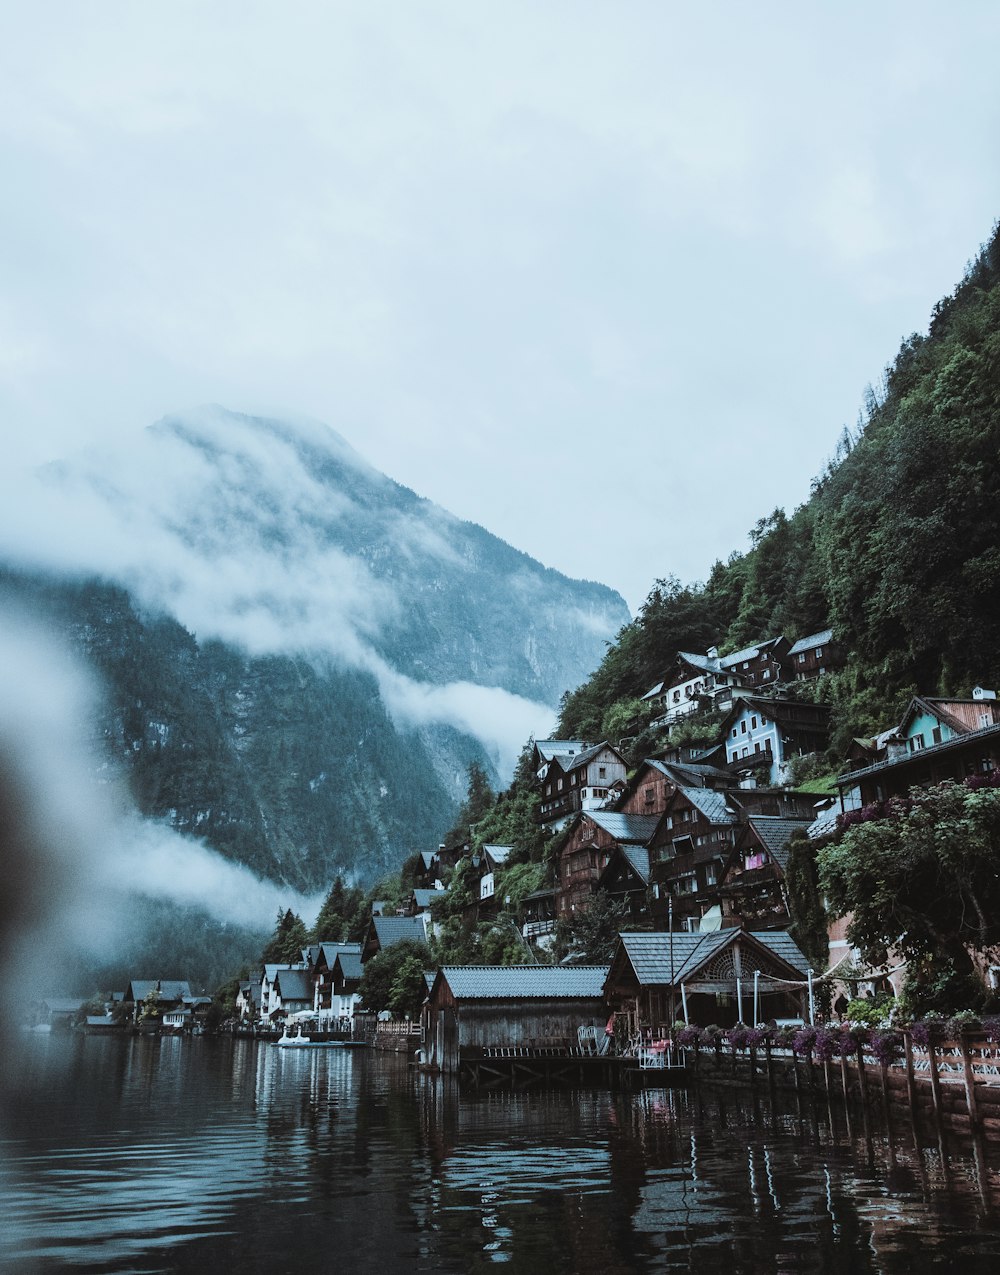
<box><xmin>312</xmin><ymin>877</ymin><xmax>364</xmax><ymax>942</ymax></box>
<box><xmin>444</xmin><ymin>762</ymin><xmax>495</xmax><ymax>846</ymax></box>
<box><xmin>818</xmin><ymin>780</ymin><xmax>1000</xmax><ymax>1013</ymax></box>
<box><xmin>262</xmin><ymin>908</ymin><xmax>309</xmax><ymax>964</ymax></box>
<box><xmin>557</xmin><ymin>891</ymin><xmax>629</xmax><ymax>964</ymax></box>
<box><xmin>357</xmin><ymin>939</ymin><xmax>432</xmax><ymax>1014</ymax></box>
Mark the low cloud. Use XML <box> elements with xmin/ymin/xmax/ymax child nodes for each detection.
<box><xmin>373</xmin><ymin>661</ymin><xmax>555</xmax><ymax>775</ymax></box>
<box><xmin>0</xmin><ymin>613</ymin><xmax>319</xmax><ymax>1006</ymax></box>
<box><xmin>0</xmin><ymin>406</ymin><xmax>571</xmax><ymax>772</ymax></box>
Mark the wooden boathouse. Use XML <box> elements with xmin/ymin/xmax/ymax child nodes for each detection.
<box><xmin>423</xmin><ymin>965</ymin><xmax>609</xmax><ymax>1075</ymax></box>
<box><xmin>605</xmin><ymin>928</ymin><xmax>810</xmax><ymax>1034</ymax></box>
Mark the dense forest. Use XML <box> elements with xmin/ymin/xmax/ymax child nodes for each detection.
<box><xmin>558</xmin><ymin>222</ymin><xmax>1000</xmax><ymax>758</ymax></box>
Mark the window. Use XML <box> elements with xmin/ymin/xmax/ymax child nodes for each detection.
<box><xmin>557</xmin><ymin>777</ymin><xmax>564</xmax><ymax>790</ymax></box>
<box><xmin>751</xmin><ymin>715</ymin><xmax>758</xmax><ymax>728</ymax></box>
<box><xmin>672</xmin><ymin>690</ymin><xmax>680</xmax><ymax>703</ymax></box>
<box><xmin>741</xmin><ymin>721</ymin><xmax>748</xmax><ymax>734</ymax></box>
<box><xmin>763</xmin><ymin>669</ymin><xmax>770</xmax><ymax>680</ymax></box>
<box><xmin>742</xmin><ymin>661</ymin><xmax>750</xmax><ymax>669</ymax></box>
<box><xmin>798</xmin><ymin>652</ymin><xmax>806</xmax><ymax>663</ymax></box>
<box><xmin>644</xmin><ymin>786</ymin><xmax>655</xmax><ymax>804</ymax></box>
<box><xmin>816</xmin><ymin>647</ymin><xmax>823</xmax><ymax>659</ymax></box>
<box><xmin>909</xmin><ymin>736</ymin><xmax>924</xmax><ymax>753</ymax></box>
<box><xmin>730</xmin><ymin>751</ymin><xmax>738</xmax><ymax>763</ymax></box>
<box><xmin>754</xmin><ymin>742</ymin><xmax>761</xmax><ymax>754</ymax></box>
<box><xmin>932</xmin><ymin>726</ymin><xmax>942</xmax><ymax>745</ymax></box>
<box><xmin>731</xmin><ymin>728</ymin><xmax>737</xmax><ymax>739</ymax></box>
<box><xmin>760</xmin><ymin>717</ymin><xmax>767</xmax><ymax>727</ymax></box>
<box><xmin>598</xmin><ymin>766</ymin><xmax>606</xmax><ymax>778</ymax></box>
<box><xmin>666</xmin><ymin>815</ymin><xmax>673</xmax><ymax>829</ymax></box>
<box><xmin>704</xmin><ymin>863</ymin><xmax>718</xmax><ymax>886</ymax></box>
<box><xmin>581</xmin><ymin>824</ymin><xmax>593</xmax><ymax>840</ymax></box>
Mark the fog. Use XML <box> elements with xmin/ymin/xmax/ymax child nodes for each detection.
<box><xmin>0</xmin><ymin>405</ymin><xmax>564</xmax><ymax>773</ymax></box>
<box><xmin>0</xmin><ymin>614</ymin><xmax>320</xmax><ymax>1003</ymax></box>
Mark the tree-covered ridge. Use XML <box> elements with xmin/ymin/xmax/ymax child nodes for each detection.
<box><xmin>559</xmin><ymin>223</ymin><xmax>1000</xmax><ymax>754</ymax></box>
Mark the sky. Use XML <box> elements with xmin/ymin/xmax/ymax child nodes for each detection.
<box><xmin>2</xmin><ymin>3</ymin><xmax>999</xmax><ymax>612</ymax></box>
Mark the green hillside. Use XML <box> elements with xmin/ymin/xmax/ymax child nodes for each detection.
<box><xmin>559</xmin><ymin>222</ymin><xmax>1000</xmax><ymax>756</ymax></box>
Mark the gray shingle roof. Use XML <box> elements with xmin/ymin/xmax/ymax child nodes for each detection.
<box><xmin>620</xmin><ymin>845</ymin><xmax>651</xmax><ymax>884</ymax></box>
<box><xmin>420</xmin><ymin>851</ymin><xmax>436</xmax><ymax>870</ymax></box>
<box><xmin>438</xmin><ymin>965</ymin><xmax>610</xmax><ymax>1000</ymax></box>
<box><xmin>586</xmin><ymin>811</ymin><xmax>660</xmax><ymax>844</ymax></box>
<box><xmin>788</xmin><ymin>629</ymin><xmax>833</xmax><ymax>655</ymax></box>
<box><xmin>274</xmin><ymin>968</ymin><xmax>313</xmax><ymax>1001</ymax></box>
<box><xmin>618</xmin><ymin>929</ymin><xmax>808</xmax><ymax>985</ymax></box>
<box><xmin>372</xmin><ymin>915</ymin><xmax>428</xmax><ymax>949</ymax></box>
<box><xmin>678</xmin><ymin>786</ymin><xmax>738</xmax><ymax>825</ymax></box>
<box><xmin>560</xmin><ymin>741</ymin><xmax>619</xmax><ymax>775</ymax></box>
<box><xmin>125</xmin><ymin>980</ymin><xmax>192</xmax><ymax>1003</ymax></box>
<box><xmin>482</xmin><ymin>845</ymin><xmax>513</xmax><ymax>866</ymax></box>
<box><xmin>535</xmin><ymin>739</ymin><xmax>585</xmax><ymax>762</ymax></box>
<box><xmin>745</xmin><ymin>816</ymin><xmax>813</xmax><ymax>873</ymax></box>
<box><xmin>318</xmin><ymin>942</ymin><xmax>362</xmax><ymax>967</ymax></box>
<box><xmin>411</xmin><ymin>888</ymin><xmax>443</xmax><ymax>907</ymax></box>
<box><xmin>333</xmin><ymin>951</ymin><xmax>363</xmax><ymax>981</ymax></box>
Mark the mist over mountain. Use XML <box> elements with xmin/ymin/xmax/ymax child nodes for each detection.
<box><xmin>0</xmin><ymin>407</ymin><xmax>628</xmax><ymax>898</ymax></box>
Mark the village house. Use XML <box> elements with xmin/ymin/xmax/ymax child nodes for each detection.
<box><xmin>787</xmin><ymin>629</ymin><xmax>840</xmax><ymax>680</ymax></box>
<box><xmin>236</xmin><ymin>978</ymin><xmax>262</xmax><ymax>1021</ymax></box>
<box><xmin>311</xmin><ymin>942</ymin><xmax>363</xmax><ymax>1014</ymax></box>
<box><xmin>647</xmin><ymin>786</ymin><xmax>740</xmax><ymax>931</ymax></box>
<box><xmin>530</xmin><ymin>738</ymin><xmax>586</xmax><ymax>778</ymax></box>
<box><xmin>719</xmin><ymin>696</ymin><xmax>831</xmax><ymax>786</ymax></box>
<box><xmin>597</xmin><ymin>844</ymin><xmax>652</xmax><ymax>925</ymax></box>
<box><xmin>260</xmin><ymin>963</ymin><xmax>306</xmax><ymax>1018</ymax></box>
<box><xmin>269</xmin><ymin>967</ymin><xmax>313</xmax><ymax>1021</ymax></box>
<box><xmin>476</xmin><ymin>844</ymin><xmax>514</xmax><ymax>917</ymax></box>
<box><xmin>837</xmin><ymin>691</ymin><xmax>1000</xmax><ymax>810</ymax></box>
<box><xmin>330</xmin><ymin>950</ymin><xmax>364</xmax><ymax>1018</ymax></box>
<box><xmin>407</xmin><ymin>887</ymin><xmax>445</xmax><ymax>916</ymax></box>
<box><xmin>519</xmin><ymin>887</ymin><xmax>557</xmax><ymax>945</ymax></box>
<box><xmin>537</xmin><ymin>742</ymin><xmax>628</xmax><ymax>827</ymax></box>
<box><xmin>123</xmin><ymin>979</ymin><xmax>193</xmax><ymax>1025</ymax></box>
<box><xmin>717</xmin><ymin>815</ymin><xmax>814</xmax><ymax>931</ymax></box>
<box><xmin>645</xmin><ymin>638</ymin><xmax>790</xmax><ymax>728</ymax></box>
<box><xmin>556</xmin><ymin>810</ymin><xmax>660</xmax><ymax>919</ymax></box>
<box><xmin>604</xmin><ymin>928</ymin><xmax>809</xmax><ymax>1034</ymax></box>
<box><xmin>422</xmin><ymin>965</ymin><xmax>610</xmax><ymax>1073</ymax></box>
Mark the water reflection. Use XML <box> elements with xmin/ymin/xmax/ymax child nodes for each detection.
<box><xmin>2</xmin><ymin>1035</ymin><xmax>1000</xmax><ymax>1272</ymax></box>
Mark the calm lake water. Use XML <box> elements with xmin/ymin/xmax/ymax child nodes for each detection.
<box><xmin>2</xmin><ymin>1035</ymin><xmax>1000</xmax><ymax>1273</ymax></box>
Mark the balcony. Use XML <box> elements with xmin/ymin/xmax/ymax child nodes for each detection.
<box><xmin>723</xmin><ymin>746</ymin><xmax>774</xmax><ymax>774</ymax></box>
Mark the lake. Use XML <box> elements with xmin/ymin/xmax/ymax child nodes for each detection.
<box><xmin>2</xmin><ymin>1034</ymin><xmax>999</xmax><ymax>1272</ymax></box>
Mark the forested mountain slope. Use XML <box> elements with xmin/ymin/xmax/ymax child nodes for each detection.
<box><xmin>559</xmin><ymin>223</ymin><xmax>1000</xmax><ymax>752</ymax></box>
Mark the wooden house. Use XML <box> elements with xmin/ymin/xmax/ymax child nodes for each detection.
<box><xmin>837</xmin><ymin>693</ymin><xmax>1000</xmax><ymax>810</ymax></box>
<box><xmin>787</xmin><ymin>629</ymin><xmax>840</xmax><ymax>680</ymax></box>
<box><xmin>476</xmin><ymin>844</ymin><xmax>514</xmax><ymax>916</ymax></box>
<box><xmin>330</xmin><ymin>950</ymin><xmax>364</xmax><ymax>1018</ymax></box>
<box><xmin>597</xmin><ymin>844</ymin><xmax>652</xmax><ymax>924</ymax></box>
<box><xmin>520</xmin><ymin>887</ymin><xmax>557</xmax><ymax>944</ymax></box>
<box><xmin>422</xmin><ymin>965</ymin><xmax>609</xmax><ymax>1073</ymax></box>
<box><xmin>719</xmin><ymin>697</ymin><xmax>831</xmax><ymax>786</ymax></box>
<box><xmin>717</xmin><ymin>815</ymin><xmax>814</xmax><ymax>931</ymax></box>
<box><xmin>537</xmin><ymin>742</ymin><xmax>628</xmax><ymax>827</ymax></box>
<box><xmin>647</xmin><ymin>786</ymin><xmax>740</xmax><ymax>931</ymax></box>
<box><xmin>407</xmin><ymin>887</ymin><xmax>446</xmax><ymax>916</ymax></box>
<box><xmin>604</xmin><ymin>929</ymin><xmax>809</xmax><ymax>1033</ymax></box>
<box><xmin>556</xmin><ymin>810</ymin><xmax>660</xmax><ymax>920</ymax></box>
<box><xmin>648</xmin><ymin>638</ymin><xmax>789</xmax><ymax>728</ymax></box>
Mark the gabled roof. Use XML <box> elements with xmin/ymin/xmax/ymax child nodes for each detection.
<box><xmin>371</xmin><ymin>914</ymin><xmax>428</xmax><ymax>950</ymax></box>
<box><xmin>614</xmin><ymin>929</ymin><xmax>808</xmax><ymax>986</ymax></box>
<box><xmin>273</xmin><ymin>968</ymin><xmax>313</xmax><ymax>1001</ymax></box>
<box><xmin>674</xmin><ymin>785</ymin><xmax>738</xmax><ymax>825</ymax></box>
<box><xmin>788</xmin><ymin>629</ymin><xmax>833</xmax><ymax>655</ymax></box>
<box><xmin>901</xmin><ymin>696</ymin><xmax>987</xmax><ymax>737</ymax></box>
<box><xmin>558</xmin><ymin>741</ymin><xmax>624</xmax><ymax>776</ymax></box>
<box><xmin>317</xmin><ymin>942</ymin><xmax>362</xmax><ymax>970</ymax></box>
<box><xmin>423</xmin><ymin>970</ymin><xmax>437</xmax><ymax>993</ymax></box>
<box><xmin>836</xmin><ymin>721</ymin><xmax>1000</xmax><ymax>786</ymax></box>
<box><xmin>332</xmin><ymin>951</ymin><xmax>363</xmax><ymax>982</ymax></box>
<box><xmin>585</xmin><ymin>810</ymin><xmax>661</xmax><ymax>844</ymax></box>
<box><xmin>43</xmin><ymin>997</ymin><xmax>87</xmax><ymax>1014</ymax></box>
<box><xmin>620</xmin><ymin>845</ymin><xmax>651</xmax><ymax>884</ymax></box>
<box><xmin>411</xmin><ymin>888</ymin><xmax>443</xmax><ymax>908</ymax></box>
<box><xmin>741</xmin><ymin>816</ymin><xmax>813</xmax><ymax>873</ymax></box>
<box><xmin>263</xmin><ymin>962</ymin><xmax>305</xmax><ymax>983</ymax></box>
<box><xmin>675</xmin><ymin>650</ymin><xmax>722</xmax><ymax>676</ymax></box>
<box><xmin>641</xmin><ymin>681</ymin><xmax>666</xmax><ymax>700</ymax></box>
<box><xmin>301</xmin><ymin>944</ymin><xmax>322</xmax><ymax>965</ymax></box>
<box><xmin>419</xmin><ymin>851</ymin><xmax>436</xmax><ymax>870</ymax></box>
<box><xmin>719</xmin><ymin>696</ymin><xmax>831</xmax><ymax>732</ymax></box>
<box><xmin>434</xmin><ymin>965</ymin><xmax>609</xmax><ymax>1001</ymax></box>
<box><xmin>482</xmin><ymin>845</ymin><xmax>513</xmax><ymax>868</ymax></box>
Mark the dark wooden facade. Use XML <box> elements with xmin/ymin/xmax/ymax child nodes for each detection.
<box><xmin>647</xmin><ymin>788</ymin><xmax>738</xmax><ymax>931</ymax></box>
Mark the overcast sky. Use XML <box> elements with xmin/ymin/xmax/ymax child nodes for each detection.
<box><xmin>2</xmin><ymin>2</ymin><xmax>999</xmax><ymax>612</ymax></box>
